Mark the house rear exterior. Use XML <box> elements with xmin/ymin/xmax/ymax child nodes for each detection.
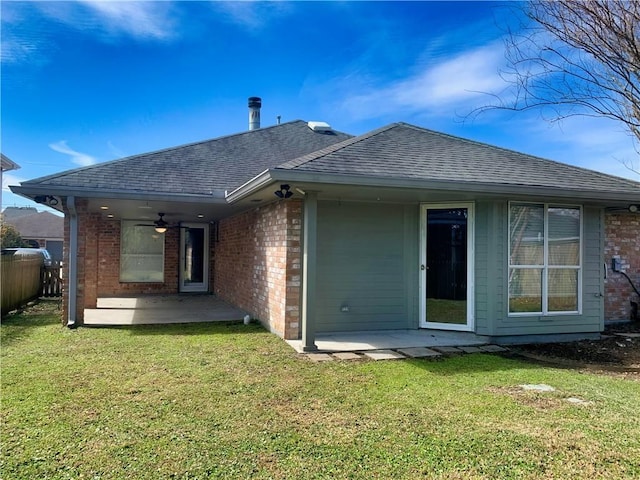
<box><xmin>11</xmin><ymin>105</ymin><xmax>640</xmax><ymax>349</ymax></box>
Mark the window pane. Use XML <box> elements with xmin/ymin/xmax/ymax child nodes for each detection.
<box><xmin>548</xmin><ymin>269</ymin><xmax>578</xmax><ymax>312</ymax></box>
<box><xmin>120</xmin><ymin>221</ymin><xmax>164</xmax><ymax>282</ymax></box>
<box><xmin>509</xmin><ymin>268</ymin><xmax>542</xmax><ymax>313</ymax></box>
<box><xmin>510</xmin><ymin>204</ymin><xmax>544</xmax><ymax>266</ymax></box>
<box><xmin>548</xmin><ymin>207</ymin><xmax>580</xmax><ymax>266</ymax></box>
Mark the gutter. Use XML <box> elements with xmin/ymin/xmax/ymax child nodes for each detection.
<box><xmin>225</xmin><ymin>168</ymin><xmax>640</xmax><ymax>205</ymax></box>
<box><xmin>67</xmin><ymin>196</ymin><xmax>78</xmax><ymax>328</ymax></box>
<box><xmin>10</xmin><ymin>184</ymin><xmax>228</xmax><ymax>202</ymax></box>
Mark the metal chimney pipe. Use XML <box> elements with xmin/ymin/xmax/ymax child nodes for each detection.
<box><xmin>248</xmin><ymin>97</ymin><xmax>261</xmax><ymax>130</ymax></box>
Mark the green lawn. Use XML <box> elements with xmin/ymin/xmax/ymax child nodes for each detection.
<box><xmin>2</xmin><ymin>301</ymin><xmax>639</xmax><ymax>479</ymax></box>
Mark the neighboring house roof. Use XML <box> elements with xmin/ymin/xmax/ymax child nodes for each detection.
<box><xmin>2</xmin><ymin>207</ymin><xmax>39</xmax><ymax>220</ymax></box>
<box><xmin>1</xmin><ymin>153</ymin><xmax>20</xmax><ymax>172</ymax></box>
<box><xmin>19</xmin><ymin>121</ymin><xmax>352</xmax><ymax>196</ymax></box>
<box><xmin>5</xmin><ymin>211</ymin><xmax>64</xmax><ymax>239</ymax></box>
<box><xmin>276</xmin><ymin>123</ymin><xmax>640</xmax><ymax>197</ymax></box>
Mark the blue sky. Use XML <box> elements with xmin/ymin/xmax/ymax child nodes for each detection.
<box><xmin>2</xmin><ymin>1</ymin><xmax>639</xmax><ymax>214</ymax></box>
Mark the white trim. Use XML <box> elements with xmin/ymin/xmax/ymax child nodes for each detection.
<box><xmin>507</xmin><ymin>202</ymin><xmax>582</xmax><ymax>316</ymax></box>
<box><xmin>179</xmin><ymin>223</ymin><xmax>210</xmax><ymax>293</ymax></box>
<box><xmin>419</xmin><ymin>202</ymin><xmax>475</xmax><ymax>332</ymax></box>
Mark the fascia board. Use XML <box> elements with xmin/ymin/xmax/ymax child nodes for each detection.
<box><xmin>227</xmin><ymin>168</ymin><xmax>640</xmax><ymax>204</ymax></box>
<box><xmin>10</xmin><ymin>184</ymin><xmax>229</xmax><ymax>203</ymax></box>
<box><xmin>225</xmin><ymin>169</ymin><xmax>274</xmax><ymax>203</ymax></box>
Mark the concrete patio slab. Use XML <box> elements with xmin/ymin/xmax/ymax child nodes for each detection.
<box><xmin>333</xmin><ymin>352</ymin><xmax>363</xmax><ymax>360</ymax></box>
<box><xmin>397</xmin><ymin>347</ymin><xmax>442</xmax><ymax>358</ymax></box>
<box><xmin>363</xmin><ymin>350</ymin><xmax>406</xmax><ymax>361</ymax></box>
<box><xmin>459</xmin><ymin>346</ymin><xmax>484</xmax><ymax>354</ymax></box>
<box><xmin>287</xmin><ymin>329</ymin><xmax>489</xmax><ymax>353</ymax></box>
<box><xmin>84</xmin><ymin>294</ymin><xmax>248</xmax><ymax>326</ymax></box>
<box><xmin>307</xmin><ymin>353</ymin><xmax>334</xmax><ymax>362</ymax></box>
<box><xmin>479</xmin><ymin>345</ymin><xmax>509</xmax><ymax>353</ymax></box>
<box><xmin>432</xmin><ymin>346</ymin><xmax>464</xmax><ymax>354</ymax></box>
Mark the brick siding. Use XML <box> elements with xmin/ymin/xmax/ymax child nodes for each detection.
<box><xmin>214</xmin><ymin>199</ymin><xmax>302</xmax><ymax>339</ymax></box>
<box><xmin>604</xmin><ymin>212</ymin><xmax>640</xmax><ymax>321</ymax></box>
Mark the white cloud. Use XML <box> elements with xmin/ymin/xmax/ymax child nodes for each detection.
<box><xmin>337</xmin><ymin>42</ymin><xmax>508</xmax><ymax>121</ymax></box>
<box><xmin>0</xmin><ymin>38</ymin><xmax>39</xmax><ymax>64</ymax></box>
<box><xmin>555</xmin><ymin>126</ymin><xmax>640</xmax><ymax>181</ymax></box>
<box><xmin>209</xmin><ymin>1</ymin><xmax>292</xmax><ymax>31</ymax></box>
<box><xmin>77</xmin><ymin>1</ymin><xmax>177</xmax><ymax>41</ymax></box>
<box><xmin>509</xmin><ymin>114</ymin><xmax>640</xmax><ymax>181</ymax></box>
<box><xmin>1</xmin><ymin>1</ymin><xmax>178</xmax><ymax>66</ymax></box>
<box><xmin>49</xmin><ymin>141</ymin><xmax>98</xmax><ymax>167</ymax></box>
<box><xmin>107</xmin><ymin>141</ymin><xmax>127</xmax><ymax>159</ymax></box>
<box><xmin>2</xmin><ymin>172</ymin><xmax>26</xmax><ymax>192</ymax></box>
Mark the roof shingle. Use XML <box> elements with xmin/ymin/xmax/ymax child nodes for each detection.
<box><xmin>277</xmin><ymin>123</ymin><xmax>640</xmax><ymax>195</ymax></box>
<box><xmin>24</xmin><ymin>121</ymin><xmax>352</xmax><ymax>194</ymax></box>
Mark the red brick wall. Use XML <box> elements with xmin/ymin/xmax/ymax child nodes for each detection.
<box><xmin>94</xmin><ymin>219</ymin><xmax>180</xmax><ymax>296</ymax></box>
<box><xmin>214</xmin><ymin>199</ymin><xmax>302</xmax><ymax>339</ymax></box>
<box><xmin>604</xmin><ymin>212</ymin><xmax>640</xmax><ymax>321</ymax></box>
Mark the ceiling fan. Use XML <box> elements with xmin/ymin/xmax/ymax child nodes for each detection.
<box><xmin>136</xmin><ymin>213</ymin><xmax>183</xmax><ymax>233</ymax></box>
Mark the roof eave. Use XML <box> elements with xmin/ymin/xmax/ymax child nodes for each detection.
<box><xmin>226</xmin><ymin>169</ymin><xmax>640</xmax><ymax>204</ymax></box>
<box><xmin>1</xmin><ymin>154</ymin><xmax>20</xmax><ymax>172</ymax></box>
<box><xmin>10</xmin><ymin>184</ymin><xmax>229</xmax><ymax>204</ymax></box>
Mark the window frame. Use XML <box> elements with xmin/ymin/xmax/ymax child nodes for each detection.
<box><xmin>508</xmin><ymin>202</ymin><xmax>582</xmax><ymax>316</ymax></box>
<box><xmin>120</xmin><ymin>220</ymin><xmax>165</xmax><ymax>283</ymax></box>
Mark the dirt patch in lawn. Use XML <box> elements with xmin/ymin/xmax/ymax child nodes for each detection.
<box><xmin>510</xmin><ymin>321</ymin><xmax>640</xmax><ymax>378</ymax></box>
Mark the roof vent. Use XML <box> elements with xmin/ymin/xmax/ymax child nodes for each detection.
<box><xmin>307</xmin><ymin>121</ymin><xmax>332</xmax><ymax>132</ymax></box>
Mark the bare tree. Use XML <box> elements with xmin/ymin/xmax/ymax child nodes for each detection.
<box><xmin>483</xmin><ymin>1</ymin><xmax>640</xmax><ymax>173</ymax></box>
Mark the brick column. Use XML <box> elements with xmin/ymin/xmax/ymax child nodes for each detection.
<box><xmin>604</xmin><ymin>212</ymin><xmax>640</xmax><ymax>321</ymax></box>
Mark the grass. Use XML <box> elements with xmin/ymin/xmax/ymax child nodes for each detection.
<box><xmin>426</xmin><ymin>298</ymin><xmax>467</xmax><ymax>324</ymax></box>
<box><xmin>2</xmin><ymin>301</ymin><xmax>639</xmax><ymax>479</ymax></box>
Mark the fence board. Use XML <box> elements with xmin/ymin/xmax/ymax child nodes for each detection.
<box><xmin>1</xmin><ymin>256</ymin><xmax>43</xmax><ymax>314</ymax></box>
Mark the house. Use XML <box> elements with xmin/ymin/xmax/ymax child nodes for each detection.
<box><xmin>10</xmin><ymin>99</ymin><xmax>640</xmax><ymax>349</ymax></box>
<box><xmin>1</xmin><ymin>207</ymin><xmax>64</xmax><ymax>261</ymax></box>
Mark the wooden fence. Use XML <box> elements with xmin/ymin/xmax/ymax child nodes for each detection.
<box><xmin>42</xmin><ymin>262</ymin><xmax>63</xmax><ymax>297</ymax></box>
<box><xmin>1</xmin><ymin>257</ymin><xmax>63</xmax><ymax>315</ymax></box>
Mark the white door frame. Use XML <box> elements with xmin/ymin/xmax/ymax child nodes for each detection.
<box><xmin>179</xmin><ymin>223</ymin><xmax>209</xmax><ymax>293</ymax></box>
<box><xmin>419</xmin><ymin>203</ymin><xmax>475</xmax><ymax>331</ymax></box>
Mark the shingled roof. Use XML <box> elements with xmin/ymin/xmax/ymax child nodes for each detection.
<box><xmin>276</xmin><ymin>123</ymin><xmax>640</xmax><ymax>196</ymax></box>
<box><xmin>22</xmin><ymin>121</ymin><xmax>352</xmax><ymax>195</ymax></box>
<box><xmin>4</xmin><ymin>211</ymin><xmax>63</xmax><ymax>239</ymax></box>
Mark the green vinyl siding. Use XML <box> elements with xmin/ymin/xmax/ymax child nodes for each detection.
<box><xmin>473</xmin><ymin>201</ymin><xmax>504</xmax><ymax>335</ymax></box>
<box><xmin>313</xmin><ymin>198</ymin><xmax>604</xmax><ymax>337</ymax></box>
<box><xmin>315</xmin><ymin>201</ymin><xmax>418</xmax><ymax>332</ymax></box>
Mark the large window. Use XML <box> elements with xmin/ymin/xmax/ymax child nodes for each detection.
<box><xmin>120</xmin><ymin>221</ymin><xmax>164</xmax><ymax>282</ymax></box>
<box><xmin>509</xmin><ymin>203</ymin><xmax>581</xmax><ymax>315</ymax></box>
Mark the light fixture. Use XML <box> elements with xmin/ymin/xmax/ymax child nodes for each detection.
<box><xmin>197</xmin><ymin>214</ymin><xmax>204</xmax><ymax>218</ymax></box>
<box><xmin>155</xmin><ymin>226</ymin><xmax>167</xmax><ymax>233</ymax></box>
<box><xmin>274</xmin><ymin>184</ymin><xmax>293</xmax><ymax>199</ymax></box>
<box><xmin>34</xmin><ymin>195</ymin><xmax>59</xmax><ymax>206</ymax></box>
<box><xmin>100</xmin><ymin>205</ymin><xmax>109</xmax><ymax>210</ymax></box>
<box><xmin>630</xmin><ymin>204</ymin><xmax>639</xmax><ymax>213</ymax></box>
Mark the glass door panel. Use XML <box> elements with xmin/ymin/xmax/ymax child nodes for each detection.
<box><xmin>180</xmin><ymin>223</ymin><xmax>209</xmax><ymax>292</ymax></box>
<box><xmin>420</xmin><ymin>204</ymin><xmax>474</xmax><ymax>331</ymax></box>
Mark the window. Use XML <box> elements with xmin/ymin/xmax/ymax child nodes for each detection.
<box><xmin>120</xmin><ymin>221</ymin><xmax>164</xmax><ymax>282</ymax></box>
<box><xmin>509</xmin><ymin>203</ymin><xmax>581</xmax><ymax>315</ymax></box>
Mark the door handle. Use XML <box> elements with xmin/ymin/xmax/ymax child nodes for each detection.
<box><xmin>421</xmin><ymin>264</ymin><xmax>429</xmax><ymax>271</ymax></box>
